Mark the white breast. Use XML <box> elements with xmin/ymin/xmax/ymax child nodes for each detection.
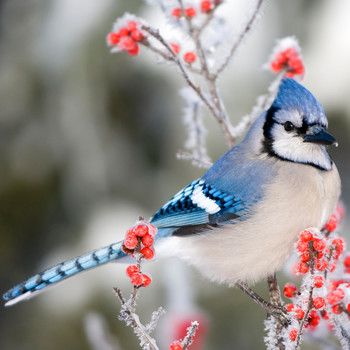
<box><xmin>156</xmin><ymin>162</ymin><xmax>341</xmax><ymax>285</ymax></box>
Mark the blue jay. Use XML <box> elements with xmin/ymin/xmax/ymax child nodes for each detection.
<box><xmin>3</xmin><ymin>78</ymin><xmax>340</xmax><ymax>306</ymax></box>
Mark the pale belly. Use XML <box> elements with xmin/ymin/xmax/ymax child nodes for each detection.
<box><xmin>157</xmin><ymin>162</ymin><xmax>341</xmax><ymax>285</ymax></box>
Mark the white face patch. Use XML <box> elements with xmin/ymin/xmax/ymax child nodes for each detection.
<box><xmin>270</xmin><ymin>124</ymin><xmax>332</xmax><ymax>170</ymax></box>
<box><xmin>191</xmin><ymin>186</ymin><xmax>221</xmax><ymax>214</ymax></box>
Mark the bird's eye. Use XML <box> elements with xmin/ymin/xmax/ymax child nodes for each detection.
<box><xmin>284</xmin><ymin>121</ymin><xmax>295</xmax><ymax>132</ymax></box>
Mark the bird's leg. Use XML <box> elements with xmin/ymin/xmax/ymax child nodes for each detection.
<box><xmin>235</xmin><ymin>280</ymin><xmax>289</xmax><ymax>325</ymax></box>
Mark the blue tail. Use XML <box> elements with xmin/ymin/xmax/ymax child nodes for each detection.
<box><xmin>3</xmin><ymin>241</ymin><xmax>125</xmax><ymax>306</ymax></box>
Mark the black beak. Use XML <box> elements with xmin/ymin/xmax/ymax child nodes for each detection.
<box><xmin>303</xmin><ymin>129</ymin><xmax>338</xmax><ymax>146</ymax></box>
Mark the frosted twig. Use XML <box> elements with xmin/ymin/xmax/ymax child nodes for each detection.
<box><xmin>141</xmin><ymin>25</ymin><xmax>235</xmax><ymax>146</ymax></box>
<box><xmin>267</xmin><ymin>274</ymin><xmax>286</xmax><ymax>350</ymax></box>
<box><xmin>181</xmin><ymin>321</ymin><xmax>200</xmax><ymax>350</ymax></box>
<box><xmin>114</xmin><ymin>287</ymin><xmax>159</xmax><ymax>350</ymax></box>
<box><xmin>215</xmin><ymin>0</ymin><xmax>265</xmax><ymax>77</ymax></box>
<box><xmin>177</xmin><ymin>88</ymin><xmax>212</xmax><ymax>169</ymax></box>
<box><xmin>332</xmin><ymin>316</ymin><xmax>350</xmax><ymax>350</ymax></box>
<box><xmin>145</xmin><ymin>307</ymin><xmax>166</xmax><ymax>334</ymax></box>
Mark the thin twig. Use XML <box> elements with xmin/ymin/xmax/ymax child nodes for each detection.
<box><xmin>215</xmin><ymin>0</ymin><xmax>265</xmax><ymax>77</ymax></box>
<box><xmin>182</xmin><ymin>321</ymin><xmax>200</xmax><ymax>350</ymax></box>
<box><xmin>267</xmin><ymin>274</ymin><xmax>286</xmax><ymax>350</ymax></box>
<box><xmin>142</xmin><ymin>25</ymin><xmax>235</xmax><ymax>146</ymax></box>
<box><xmin>295</xmin><ymin>259</ymin><xmax>316</xmax><ymax>349</ymax></box>
<box><xmin>114</xmin><ymin>287</ymin><xmax>159</xmax><ymax>350</ymax></box>
<box><xmin>236</xmin><ymin>281</ymin><xmax>289</xmax><ymax>324</ymax></box>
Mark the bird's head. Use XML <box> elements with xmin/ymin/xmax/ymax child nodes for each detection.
<box><xmin>262</xmin><ymin>78</ymin><xmax>337</xmax><ymax>171</ymax></box>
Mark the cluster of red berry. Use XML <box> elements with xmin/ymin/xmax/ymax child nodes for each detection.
<box><xmin>106</xmin><ymin>20</ymin><xmax>145</xmax><ymax>56</ymax></box>
<box><xmin>171</xmin><ymin>0</ymin><xmax>219</xmax><ymax>19</ymax></box>
<box><xmin>122</xmin><ymin>221</ymin><xmax>157</xmax><ymax>287</ymax></box>
<box><xmin>270</xmin><ymin>47</ymin><xmax>305</xmax><ymax>78</ymax></box>
<box><xmin>284</xmin><ymin>207</ymin><xmax>350</xmax><ymax>342</ymax></box>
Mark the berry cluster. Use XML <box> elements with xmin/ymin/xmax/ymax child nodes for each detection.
<box><xmin>171</xmin><ymin>1</ymin><xmax>220</xmax><ymax>19</ymax></box>
<box><xmin>283</xmin><ymin>206</ymin><xmax>350</xmax><ymax>343</ymax></box>
<box><xmin>268</xmin><ymin>37</ymin><xmax>305</xmax><ymax>78</ymax></box>
<box><xmin>107</xmin><ymin>19</ymin><xmax>145</xmax><ymax>56</ymax></box>
<box><xmin>122</xmin><ymin>221</ymin><xmax>157</xmax><ymax>287</ymax></box>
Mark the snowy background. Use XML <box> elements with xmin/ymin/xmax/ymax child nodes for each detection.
<box><xmin>0</xmin><ymin>0</ymin><xmax>350</xmax><ymax>349</ymax></box>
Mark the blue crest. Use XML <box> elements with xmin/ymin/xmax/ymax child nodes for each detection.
<box><xmin>272</xmin><ymin>78</ymin><xmax>327</xmax><ymax>126</ymax></box>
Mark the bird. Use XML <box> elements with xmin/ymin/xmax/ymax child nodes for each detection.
<box><xmin>2</xmin><ymin>78</ymin><xmax>341</xmax><ymax>307</ymax></box>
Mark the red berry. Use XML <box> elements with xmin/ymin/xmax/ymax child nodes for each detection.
<box><xmin>185</xmin><ymin>7</ymin><xmax>196</xmax><ymax>18</ymax></box>
<box><xmin>289</xmin><ymin>328</ymin><xmax>298</xmax><ymax>342</ymax></box>
<box><xmin>147</xmin><ymin>223</ymin><xmax>157</xmax><ymax>237</ymax></box>
<box><xmin>332</xmin><ymin>238</ymin><xmax>344</xmax><ymax>254</ymax></box>
<box><xmin>347</xmin><ymin>303</ymin><xmax>350</xmax><ymax>313</ymax></box>
<box><xmin>294</xmin><ymin>307</ymin><xmax>305</xmax><ymax>320</ymax></box>
<box><xmin>118</xmin><ymin>28</ymin><xmax>129</xmax><ymax>37</ymax></box>
<box><xmin>121</xmin><ymin>244</ymin><xmax>134</xmax><ymax>255</ymax></box>
<box><xmin>300</xmin><ymin>230</ymin><xmax>313</xmax><ymax>242</ymax></box>
<box><xmin>325</xmin><ymin>215</ymin><xmax>337</xmax><ymax>232</ymax></box>
<box><xmin>300</xmin><ymin>251</ymin><xmax>311</xmax><ymax>262</ymax></box>
<box><xmin>131</xmin><ymin>272</ymin><xmax>143</xmax><ymax>286</ymax></box>
<box><xmin>283</xmin><ymin>283</ymin><xmax>297</xmax><ymax>298</ymax></box>
<box><xmin>320</xmin><ymin>310</ymin><xmax>329</xmax><ymax>320</ymax></box>
<box><xmin>286</xmin><ymin>303</ymin><xmax>295</xmax><ymax>312</ymax></box>
<box><xmin>296</xmin><ymin>262</ymin><xmax>309</xmax><ymax>274</ymax></box>
<box><xmin>126</xmin><ymin>264</ymin><xmax>139</xmax><ymax>277</ymax></box>
<box><xmin>141</xmin><ymin>233</ymin><xmax>154</xmax><ymax>247</ymax></box>
<box><xmin>119</xmin><ymin>36</ymin><xmax>137</xmax><ymax>51</ymax></box>
<box><xmin>296</xmin><ymin>241</ymin><xmax>308</xmax><ymax>253</ymax></box>
<box><xmin>170</xmin><ymin>42</ymin><xmax>181</xmax><ymax>55</ymax></box>
<box><xmin>313</xmin><ymin>275</ymin><xmax>324</xmax><ymax>288</ymax></box>
<box><xmin>169</xmin><ymin>341</ymin><xmax>183</xmax><ymax>350</ymax></box>
<box><xmin>331</xmin><ymin>304</ymin><xmax>343</xmax><ymax>314</ymax></box>
<box><xmin>183</xmin><ymin>51</ymin><xmax>197</xmax><ymax>64</ymax></box>
<box><xmin>327</xmin><ymin>288</ymin><xmax>345</xmax><ymax>305</ymax></box>
<box><xmin>313</xmin><ymin>238</ymin><xmax>326</xmax><ymax>252</ymax></box>
<box><xmin>107</xmin><ymin>32</ymin><xmax>121</xmax><ymax>46</ymax></box>
<box><xmin>124</xmin><ymin>232</ymin><xmax>138</xmax><ymax>250</ymax></box>
<box><xmin>329</xmin><ymin>262</ymin><xmax>336</xmax><ymax>272</ymax></box>
<box><xmin>130</xmin><ymin>29</ymin><xmax>144</xmax><ymax>42</ymax></box>
<box><xmin>315</xmin><ymin>259</ymin><xmax>328</xmax><ymax>271</ymax></box>
<box><xmin>171</xmin><ymin>7</ymin><xmax>182</xmax><ymax>18</ymax></box>
<box><xmin>308</xmin><ymin>310</ymin><xmax>320</xmax><ymax>327</ymax></box>
<box><xmin>127</xmin><ymin>21</ymin><xmax>137</xmax><ymax>31</ymax></box>
<box><xmin>313</xmin><ymin>297</ymin><xmax>325</xmax><ymax>309</ymax></box>
<box><xmin>141</xmin><ymin>273</ymin><xmax>152</xmax><ymax>287</ymax></box>
<box><xmin>201</xmin><ymin>0</ymin><xmax>213</xmax><ymax>13</ymax></box>
<box><xmin>133</xmin><ymin>224</ymin><xmax>149</xmax><ymax>237</ymax></box>
<box><xmin>140</xmin><ymin>247</ymin><xmax>155</xmax><ymax>260</ymax></box>
<box><xmin>128</xmin><ymin>44</ymin><xmax>140</xmax><ymax>56</ymax></box>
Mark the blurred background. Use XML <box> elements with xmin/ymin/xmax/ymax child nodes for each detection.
<box><xmin>1</xmin><ymin>0</ymin><xmax>350</xmax><ymax>349</ymax></box>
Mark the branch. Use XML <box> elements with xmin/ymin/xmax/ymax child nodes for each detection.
<box><xmin>215</xmin><ymin>0</ymin><xmax>265</xmax><ymax>77</ymax></box>
<box><xmin>236</xmin><ymin>280</ymin><xmax>288</xmax><ymax>324</ymax></box>
<box><xmin>142</xmin><ymin>25</ymin><xmax>235</xmax><ymax>147</ymax></box>
<box><xmin>182</xmin><ymin>321</ymin><xmax>199</xmax><ymax>350</ymax></box>
<box><xmin>114</xmin><ymin>287</ymin><xmax>160</xmax><ymax>350</ymax></box>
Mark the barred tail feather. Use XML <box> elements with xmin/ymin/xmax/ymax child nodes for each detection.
<box><xmin>3</xmin><ymin>241</ymin><xmax>125</xmax><ymax>306</ymax></box>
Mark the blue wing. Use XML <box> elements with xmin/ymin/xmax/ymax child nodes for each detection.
<box><xmin>151</xmin><ymin>178</ymin><xmax>247</xmax><ymax>233</ymax></box>
<box><xmin>151</xmin><ymin>145</ymin><xmax>276</xmax><ymax>236</ymax></box>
